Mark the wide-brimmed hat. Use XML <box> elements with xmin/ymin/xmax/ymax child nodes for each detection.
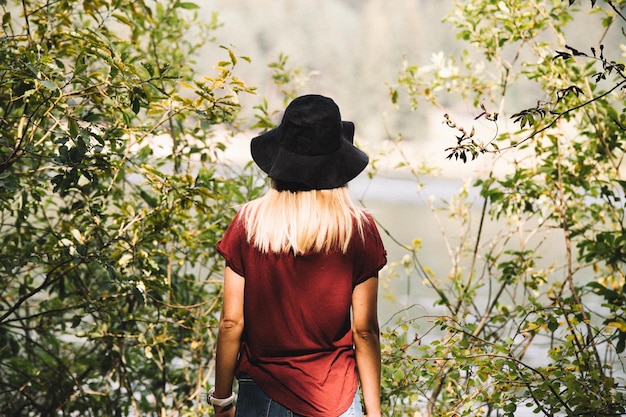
<box><xmin>250</xmin><ymin>94</ymin><xmax>369</xmax><ymax>190</ymax></box>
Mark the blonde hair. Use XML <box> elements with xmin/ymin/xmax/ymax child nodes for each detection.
<box><xmin>241</xmin><ymin>184</ymin><xmax>368</xmax><ymax>255</ymax></box>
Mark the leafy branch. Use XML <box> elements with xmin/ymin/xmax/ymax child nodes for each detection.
<box><xmin>444</xmin><ymin>43</ymin><xmax>626</xmax><ymax>162</ymax></box>
<box><xmin>444</xmin><ymin>103</ymin><xmax>500</xmax><ymax>162</ymax></box>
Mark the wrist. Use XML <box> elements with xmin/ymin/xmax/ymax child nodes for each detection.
<box><xmin>364</xmin><ymin>406</ymin><xmax>381</xmax><ymax>417</ymax></box>
<box><xmin>213</xmin><ymin>403</ymin><xmax>234</xmax><ymax>413</ymax></box>
<box><xmin>207</xmin><ymin>389</ymin><xmax>236</xmax><ymax>407</ymax></box>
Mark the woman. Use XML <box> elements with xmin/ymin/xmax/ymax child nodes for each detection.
<box><xmin>210</xmin><ymin>95</ymin><xmax>387</xmax><ymax>417</ymax></box>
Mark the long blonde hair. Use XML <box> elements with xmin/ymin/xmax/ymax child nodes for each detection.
<box><xmin>241</xmin><ymin>182</ymin><xmax>368</xmax><ymax>255</ymax></box>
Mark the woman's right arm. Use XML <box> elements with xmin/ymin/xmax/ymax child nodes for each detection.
<box><xmin>352</xmin><ymin>276</ymin><xmax>381</xmax><ymax>417</ymax></box>
<box><xmin>213</xmin><ymin>266</ymin><xmax>245</xmax><ymax>417</ymax></box>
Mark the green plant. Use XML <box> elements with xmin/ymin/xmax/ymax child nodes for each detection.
<box><xmin>382</xmin><ymin>0</ymin><xmax>626</xmax><ymax>415</ymax></box>
<box><xmin>0</xmin><ymin>1</ymin><xmax>261</xmax><ymax>416</ymax></box>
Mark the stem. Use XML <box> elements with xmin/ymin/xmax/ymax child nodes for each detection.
<box><xmin>455</xmin><ymin>190</ymin><xmax>489</xmax><ymax>315</ymax></box>
<box><xmin>505</xmin><ymin>78</ymin><xmax>626</xmax><ymax>151</ymax></box>
<box><xmin>554</xmin><ymin>134</ymin><xmax>604</xmax><ymax>374</ymax></box>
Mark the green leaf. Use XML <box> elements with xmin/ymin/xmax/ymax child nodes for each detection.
<box><xmin>71</xmin><ymin>315</ymin><xmax>82</xmax><ymax>328</ymax></box>
<box><xmin>40</xmin><ymin>80</ymin><xmax>56</xmax><ymax>90</ymax></box>
<box><xmin>68</xmin><ymin>118</ymin><xmax>79</xmax><ymax>138</ymax></box>
<box><xmin>178</xmin><ymin>2</ymin><xmax>200</xmax><ymax>10</ymax></box>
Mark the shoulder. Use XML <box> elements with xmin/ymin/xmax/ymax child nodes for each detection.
<box><xmin>229</xmin><ymin>202</ymin><xmax>257</xmax><ymax>227</ymax></box>
<box><xmin>350</xmin><ymin>210</ymin><xmax>385</xmax><ymax>252</ymax></box>
<box><xmin>219</xmin><ymin>207</ymin><xmax>248</xmax><ymax>244</ymax></box>
<box><xmin>359</xmin><ymin>211</ymin><xmax>381</xmax><ymax>237</ymax></box>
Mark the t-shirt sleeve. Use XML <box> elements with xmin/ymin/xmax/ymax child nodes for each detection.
<box><xmin>354</xmin><ymin>214</ymin><xmax>387</xmax><ymax>286</ymax></box>
<box><xmin>215</xmin><ymin>211</ymin><xmax>247</xmax><ymax>277</ymax></box>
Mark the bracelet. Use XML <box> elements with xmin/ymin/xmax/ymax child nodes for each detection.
<box><xmin>207</xmin><ymin>389</ymin><xmax>236</xmax><ymax>407</ymax></box>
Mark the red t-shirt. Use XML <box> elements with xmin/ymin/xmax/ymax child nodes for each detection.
<box><xmin>216</xmin><ymin>210</ymin><xmax>387</xmax><ymax>416</ymax></box>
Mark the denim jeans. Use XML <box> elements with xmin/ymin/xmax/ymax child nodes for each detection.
<box><xmin>235</xmin><ymin>374</ymin><xmax>363</xmax><ymax>417</ymax></box>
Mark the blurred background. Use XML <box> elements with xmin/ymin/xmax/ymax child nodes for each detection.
<box><xmin>203</xmin><ymin>0</ymin><xmax>454</xmax><ymax>142</ymax></box>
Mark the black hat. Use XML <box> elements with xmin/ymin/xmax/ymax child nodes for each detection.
<box><xmin>250</xmin><ymin>95</ymin><xmax>369</xmax><ymax>190</ymax></box>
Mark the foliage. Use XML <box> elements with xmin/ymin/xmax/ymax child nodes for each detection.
<box><xmin>5</xmin><ymin>0</ymin><xmax>626</xmax><ymax>416</ymax></box>
<box><xmin>0</xmin><ymin>1</ymin><xmax>262</xmax><ymax>416</ymax></box>
<box><xmin>384</xmin><ymin>0</ymin><xmax>626</xmax><ymax>416</ymax></box>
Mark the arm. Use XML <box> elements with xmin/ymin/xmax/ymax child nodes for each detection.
<box><xmin>352</xmin><ymin>276</ymin><xmax>381</xmax><ymax>417</ymax></box>
<box><xmin>213</xmin><ymin>266</ymin><xmax>245</xmax><ymax>417</ymax></box>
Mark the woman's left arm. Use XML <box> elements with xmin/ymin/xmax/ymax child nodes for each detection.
<box><xmin>352</xmin><ymin>276</ymin><xmax>381</xmax><ymax>417</ymax></box>
<box><xmin>212</xmin><ymin>266</ymin><xmax>245</xmax><ymax>416</ymax></box>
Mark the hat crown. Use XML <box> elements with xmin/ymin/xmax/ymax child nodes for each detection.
<box><xmin>250</xmin><ymin>94</ymin><xmax>368</xmax><ymax>190</ymax></box>
<box><xmin>279</xmin><ymin>95</ymin><xmax>342</xmax><ymax>156</ymax></box>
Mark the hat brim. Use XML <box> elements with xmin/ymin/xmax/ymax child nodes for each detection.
<box><xmin>251</xmin><ymin>121</ymin><xmax>368</xmax><ymax>190</ymax></box>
